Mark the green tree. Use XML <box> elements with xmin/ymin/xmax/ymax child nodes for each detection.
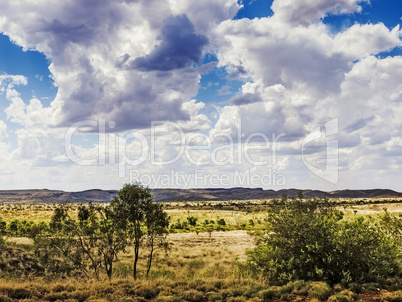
<box><xmin>35</xmin><ymin>202</ymin><xmax>127</xmax><ymax>280</ymax></box>
<box><xmin>0</xmin><ymin>218</ymin><xmax>6</xmax><ymax>252</ymax></box>
<box><xmin>97</xmin><ymin>203</ymin><xmax>129</xmax><ymax>280</ymax></box>
<box><xmin>247</xmin><ymin>194</ymin><xmax>399</xmax><ymax>284</ymax></box>
<box><xmin>35</xmin><ymin>203</ymin><xmax>91</xmax><ymax>277</ymax></box>
<box><xmin>187</xmin><ymin>216</ymin><xmax>198</xmax><ymax>226</ymax></box>
<box><xmin>145</xmin><ymin>202</ymin><xmax>169</xmax><ymax>277</ymax></box>
<box><xmin>217</xmin><ymin>218</ymin><xmax>226</xmax><ymax>226</ymax></box>
<box><xmin>0</xmin><ymin>218</ymin><xmax>7</xmax><ymax>236</ymax></box>
<box><xmin>112</xmin><ymin>182</ymin><xmax>169</xmax><ymax>279</ymax></box>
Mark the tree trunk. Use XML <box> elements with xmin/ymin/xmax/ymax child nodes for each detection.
<box><xmin>105</xmin><ymin>256</ymin><xmax>113</xmax><ymax>281</ymax></box>
<box><xmin>146</xmin><ymin>236</ymin><xmax>154</xmax><ymax>277</ymax></box>
<box><xmin>133</xmin><ymin>240</ymin><xmax>139</xmax><ymax>280</ymax></box>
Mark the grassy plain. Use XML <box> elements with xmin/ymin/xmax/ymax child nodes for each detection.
<box><xmin>1</xmin><ymin>199</ymin><xmax>402</xmax><ymax>301</ymax></box>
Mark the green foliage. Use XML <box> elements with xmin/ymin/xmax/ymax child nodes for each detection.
<box><xmin>247</xmin><ymin>194</ymin><xmax>400</xmax><ymax>285</ymax></box>
<box><xmin>112</xmin><ymin>182</ymin><xmax>170</xmax><ymax>279</ymax></box>
<box><xmin>327</xmin><ymin>293</ymin><xmax>350</xmax><ymax>302</ymax></box>
<box><xmin>0</xmin><ymin>218</ymin><xmax>6</xmax><ymax>235</ymax></box>
<box><xmin>188</xmin><ymin>259</ymin><xmax>205</xmax><ymax>269</ymax></box>
<box><xmin>217</xmin><ymin>219</ymin><xmax>226</xmax><ymax>226</ymax></box>
<box><xmin>0</xmin><ymin>247</ymin><xmax>44</xmax><ymax>277</ymax></box>
<box><xmin>33</xmin><ymin>183</ymin><xmax>169</xmax><ymax>280</ymax></box>
<box><xmin>35</xmin><ymin>202</ymin><xmax>128</xmax><ymax>280</ymax></box>
<box><xmin>5</xmin><ymin>218</ymin><xmax>49</xmax><ymax>238</ymax></box>
<box><xmin>380</xmin><ymin>210</ymin><xmax>402</xmax><ymax>244</ymax></box>
<box><xmin>187</xmin><ymin>216</ymin><xmax>198</xmax><ymax>226</ymax></box>
<box><xmin>0</xmin><ymin>237</ymin><xmax>5</xmax><ymax>252</ymax></box>
<box><xmin>307</xmin><ymin>282</ymin><xmax>331</xmax><ymax>300</ymax></box>
<box><xmin>205</xmin><ymin>291</ymin><xmax>223</xmax><ymax>301</ymax></box>
<box><xmin>336</xmin><ymin>216</ymin><xmax>399</xmax><ymax>284</ymax></box>
<box><xmin>0</xmin><ymin>218</ymin><xmax>5</xmax><ymax>252</ymax></box>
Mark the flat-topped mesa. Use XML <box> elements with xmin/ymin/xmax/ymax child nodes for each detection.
<box><xmin>0</xmin><ymin>188</ymin><xmax>400</xmax><ymax>203</ymax></box>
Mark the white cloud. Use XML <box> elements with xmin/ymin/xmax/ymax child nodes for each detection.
<box><xmin>0</xmin><ymin>0</ymin><xmax>402</xmax><ymax>190</ymax></box>
<box><xmin>333</xmin><ymin>23</ymin><xmax>402</xmax><ymax>59</ymax></box>
<box><xmin>271</xmin><ymin>0</ymin><xmax>368</xmax><ymax>26</ymax></box>
<box><xmin>0</xmin><ymin>120</ymin><xmax>7</xmax><ymax>139</ymax></box>
<box><xmin>0</xmin><ymin>0</ymin><xmax>240</xmax><ymax>132</ymax></box>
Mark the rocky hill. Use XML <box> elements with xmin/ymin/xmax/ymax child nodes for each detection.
<box><xmin>0</xmin><ymin>188</ymin><xmax>400</xmax><ymax>203</ymax></box>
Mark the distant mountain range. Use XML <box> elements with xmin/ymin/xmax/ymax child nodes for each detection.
<box><xmin>0</xmin><ymin>188</ymin><xmax>400</xmax><ymax>203</ymax></box>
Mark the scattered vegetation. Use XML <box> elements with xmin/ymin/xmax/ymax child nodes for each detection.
<box><xmin>247</xmin><ymin>192</ymin><xmax>400</xmax><ymax>285</ymax></box>
<box><xmin>1</xmin><ymin>188</ymin><xmax>402</xmax><ymax>301</ymax></box>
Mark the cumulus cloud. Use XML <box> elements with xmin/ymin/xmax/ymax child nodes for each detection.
<box><xmin>132</xmin><ymin>15</ymin><xmax>208</xmax><ymax>71</ymax></box>
<box><xmin>0</xmin><ymin>0</ymin><xmax>239</xmax><ymax>131</ymax></box>
<box><xmin>0</xmin><ymin>0</ymin><xmax>402</xmax><ymax>190</ymax></box>
<box><xmin>333</xmin><ymin>23</ymin><xmax>402</xmax><ymax>59</ymax></box>
<box><xmin>229</xmin><ymin>93</ymin><xmax>263</xmax><ymax>105</ymax></box>
<box><xmin>271</xmin><ymin>0</ymin><xmax>368</xmax><ymax>26</ymax></box>
<box><xmin>212</xmin><ymin>6</ymin><xmax>402</xmax><ymax>146</ymax></box>
<box><xmin>0</xmin><ymin>75</ymin><xmax>28</xmax><ymax>99</ymax></box>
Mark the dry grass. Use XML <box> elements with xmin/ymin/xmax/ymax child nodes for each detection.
<box><xmin>1</xmin><ymin>200</ymin><xmax>402</xmax><ymax>300</ymax></box>
<box><xmin>0</xmin><ymin>203</ymin><xmax>63</xmax><ymax>223</ymax></box>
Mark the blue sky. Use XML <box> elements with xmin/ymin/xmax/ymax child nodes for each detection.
<box><xmin>1</xmin><ymin>0</ymin><xmax>400</xmax><ymax>116</ymax></box>
<box><xmin>0</xmin><ymin>35</ymin><xmax>56</xmax><ymax>104</ymax></box>
<box><xmin>0</xmin><ymin>0</ymin><xmax>402</xmax><ymax>191</ymax></box>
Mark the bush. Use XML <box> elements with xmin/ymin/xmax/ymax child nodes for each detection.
<box><xmin>217</xmin><ymin>219</ymin><xmax>226</xmax><ymax>226</ymax></box>
<box><xmin>0</xmin><ymin>236</ymin><xmax>5</xmax><ymax>252</ymax></box>
<box><xmin>307</xmin><ymin>282</ymin><xmax>331</xmax><ymax>300</ymax></box>
<box><xmin>180</xmin><ymin>289</ymin><xmax>204</xmax><ymax>302</ymax></box>
<box><xmin>336</xmin><ymin>216</ymin><xmax>399</xmax><ymax>284</ymax></box>
<box><xmin>206</xmin><ymin>292</ymin><xmax>223</xmax><ymax>301</ymax></box>
<box><xmin>327</xmin><ymin>293</ymin><xmax>350</xmax><ymax>302</ymax></box>
<box><xmin>0</xmin><ymin>295</ymin><xmax>12</xmax><ymax>302</ymax></box>
<box><xmin>247</xmin><ymin>193</ymin><xmax>400</xmax><ymax>285</ymax></box>
<box><xmin>0</xmin><ymin>247</ymin><xmax>44</xmax><ymax>277</ymax></box>
<box><xmin>187</xmin><ymin>216</ymin><xmax>198</xmax><ymax>226</ymax></box>
<box><xmin>188</xmin><ymin>259</ymin><xmax>205</xmax><ymax>269</ymax></box>
<box><xmin>259</xmin><ymin>288</ymin><xmax>278</xmax><ymax>301</ymax></box>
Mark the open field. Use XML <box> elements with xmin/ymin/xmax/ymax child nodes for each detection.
<box><xmin>2</xmin><ymin>199</ymin><xmax>402</xmax><ymax>224</ymax></box>
<box><xmin>2</xmin><ymin>199</ymin><xmax>402</xmax><ymax>301</ymax></box>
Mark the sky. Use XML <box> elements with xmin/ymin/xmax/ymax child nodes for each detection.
<box><xmin>0</xmin><ymin>0</ymin><xmax>402</xmax><ymax>191</ymax></box>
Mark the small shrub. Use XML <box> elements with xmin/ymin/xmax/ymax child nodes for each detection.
<box><xmin>340</xmin><ymin>290</ymin><xmax>357</xmax><ymax>300</ymax></box>
<box><xmin>149</xmin><ymin>268</ymin><xmax>176</xmax><ymax>279</ymax></box>
<box><xmin>307</xmin><ymin>282</ymin><xmax>331</xmax><ymax>301</ymax></box>
<box><xmin>390</xmin><ymin>283</ymin><xmax>402</xmax><ymax>292</ymax></box>
<box><xmin>217</xmin><ymin>219</ymin><xmax>226</xmax><ymax>226</ymax></box>
<box><xmin>290</xmin><ymin>280</ymin><xmax>309</xmax><ymax>295</ymax></box>
<box><xmin>156</xmin><ymin>296</ymin><xmax>184</xmax><ymax>302</ymax></box>
<box><xmin>229</xmin><ymin>287</ymin><xmax>248</xmax><ymax>297</ymax></box>
<box><xmin>259</xmin><ymin>287</ymin><xmax>280</xmax><ymax>301</ymax></box>
<box><xmin>134</xmin><ymin>284</ymin><xmax>160</xmax><ymax>300</ymax></box>
<box><xmin>113</xmin><ymin>262</ymin><xmax>133</xmax><ymax>278</ymax></box>
<box><xmin>348</xmin><ymin>283</ymin><xmax>362</xmax><ymax>294</ymax></box>
<box><xmin>0</xmin><ymin>295</ymin><xmax>12</xmax><ymax>302</ymax></box>
<box><xmin>187</xmin><ymin>216</ymin><xmax>198</xmax><ymax>226</ymax></box>
<box><xmin>43</xmin><ymin>291</ymin><xmax>69</xmax><ymax>301</ymax></box>
<box><xmin>383</xmin><ymin>290</ymin><xmax>402</xmax><ymax>302</ymax></box>
<box><xmin>188</xmin><ymin>260</ymin><xmax>205</xmax><ymax>269</ymax></box>
<box><xmin>6</xmin><ymin>288</ymin><xmax>32</xmax><ymax>300</ymax></box>
<box><xmin>180</xmin><ymin>289</ymin><xmax>204</xmax><ymax>302</ymax></box>
<box><xmin>206</xmin><ymin>291</ymin><xmax>223</xmax><ymax>301</ymax></box>
<box><xmin>327</xmin><ymin>293</ymin><xmax>350</xmax><ymax>302</ymax></box>
<box><xmin>70</xmin><ymin>290</ymin><xmax>92</xmax><ymax>302</ymax></box>
<box><xmin>219</xmin><ymin>289</ymin><xmax>233</xmax><ymax>299</ymax></box>
<box><xmin>227</xmin><ymin>296</ymin><xmax>247</xmax><ymax>302</ymax></box>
